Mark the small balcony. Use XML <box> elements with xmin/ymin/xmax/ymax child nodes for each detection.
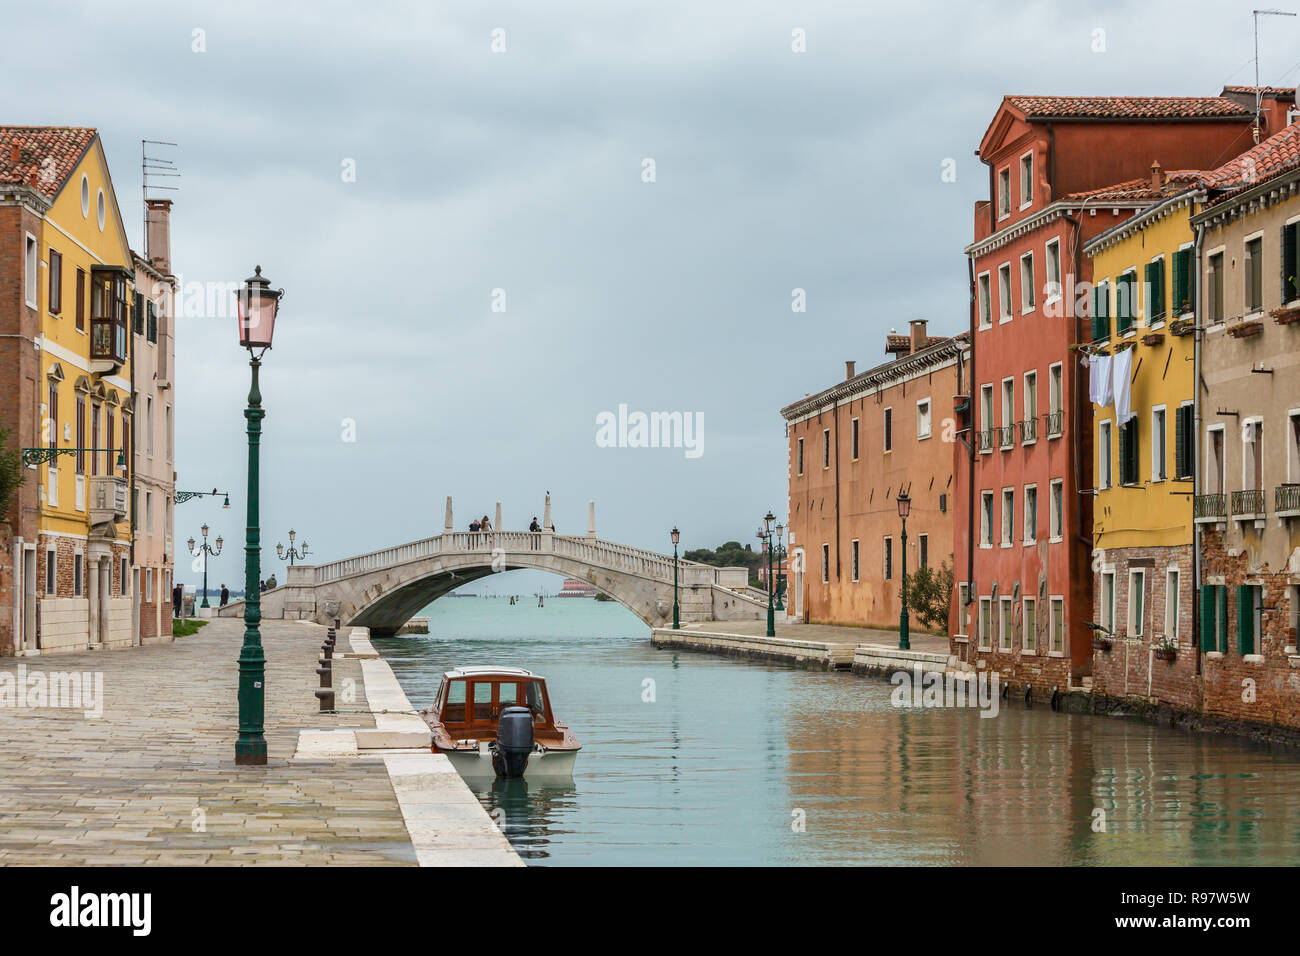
<box><xmin>978</xmin><ymin>428</ymin><xmax>995</xmax><ymax>453</ymax></box>
<box><xmin>1275</xmin><ymin>484</ymin><xmax>1300</xmax><ymax>519</ymax></box>
<box><xmin>998</xmin><ymin>425</ymin><xmax>1016</xmax><ymax>450</ymax></box>
<box><xmin>89</xmin><ymin>475</ymin><xmax>128</xmax><ymax>526</ymax></box>
<box><xmin>1194</xmin><ymin>493</ymin><xmax>1227</xmax><ymax>523</ymax></box>
<box><xmin>1046</xmin><ymin>409</ymin><xmax>1063</xmax><ymax>438</ymax></box>
<box><xmin>1231</xmin><ymin>489</ymin><xmax>1266</xmax><ymax>521</ymax></box>
<box><xmin>1020</xmin><ymin>417</ymin><xmax>1038</xmax><ymax>444</ymax></box>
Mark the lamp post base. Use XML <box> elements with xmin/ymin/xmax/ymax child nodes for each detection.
<box><xmin>234</xmin><ymin>743</ymin><xmax>267</xmax><ymax>765</ymax></box>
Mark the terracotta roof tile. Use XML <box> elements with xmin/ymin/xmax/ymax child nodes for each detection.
<box><xmin>0</xmin><ymin>126</ymin><xmax>97</xmax><ymax>200</ymax></box>
<box><xmin>1005</xmin><ymin>95</ymin><xmax>1251</xmax><ymax>120</ymax></box>
<box><xmin>1204</xmin><ymin>122</ymin><xmax>1300</xmax><ymax>193</ymax></box>
<box><xmin>1064</xmin><ymin>169</ymin><xmax>1204</xmax><ymax>203</ymax></box>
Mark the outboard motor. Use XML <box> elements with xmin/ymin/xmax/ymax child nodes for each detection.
<box><xmin>491</xmin><ymin>706</ymin><xmax>534</xmax><ymax>778</ymax></box>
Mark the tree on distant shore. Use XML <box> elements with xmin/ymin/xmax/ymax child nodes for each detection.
<box><xmin>0</xmin><ymin>425</ymin><xmax>25</xmax><ymax>523</ymax></box>
<box><xmin>684</xmin><ymin>540</ymin><xmax>764</xmax><ymax>586</ymax></box>
<box><xmin>905</xmin><ymin>560</ymin><xmax>955</xmax><ymax>633</ymax></box>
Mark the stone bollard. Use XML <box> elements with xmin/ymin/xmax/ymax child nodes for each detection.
<box><xmin>315</xmin><ymin>688</ymin><xmax>335</xmax><ymax>712</ymax></box>
<box><xmin>317</xmin><ymin>658</ymin><xmax>332</xmax><ymax>688</ymax></box>
<box><xmin>321</xmin><ymin>641</ymin><xmax>333</xmax><ymax>661</ymax></box>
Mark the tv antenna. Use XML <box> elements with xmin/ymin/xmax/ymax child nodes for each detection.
<box><xmin>1253</xmin><ymin>9</ymin><xmax>1297</xmax><ymax>141</ymax></box>
<box><xmin>141</xmin><ymin>139</ymin><xmax>179</xmax><ymax>260</ymax></box>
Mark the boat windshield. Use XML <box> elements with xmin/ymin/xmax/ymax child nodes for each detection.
<box><xmin>497</xmin><ymin>679</ymin><xmax>548</xmax><ymax>720</ymax></box>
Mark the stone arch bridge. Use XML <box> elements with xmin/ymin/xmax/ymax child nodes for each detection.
<box><xmin>218</xmin><ymin>529</ymin><xmax>767</xmax><ymax>635</ymax></box>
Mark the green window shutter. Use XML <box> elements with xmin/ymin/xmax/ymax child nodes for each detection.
<box><xmin>1174</xmin><ymin>406</ymin><xmax>1186</xmax><ymax>479</ymax></box>
<box><xmin>1217</xmin><ymin>585</ymin><xmax>1229</xmax><ymax>653</ymax></box>
<box><xmin>1285</xmin><ymin>222</ymin><xmax>1299</xmax><ymax>304</ymax></box>
<box><xmin>1119</xmin><ymin>419</ymin><xmax>1138</xmax><ymax>485</ymax></box>
<box><xmin>1143</xmin><ymin>262</ymin><xmax>1155</xmax><ymax>324</ymax></box>
<box><xmin>1117</xmin><ymin>274</ymin><xmax>1133</xmax><ymax>334</ymax></box>
<box><xmin>1172</xmin><ymin>249</ymin><xmax>1189</xmax><ymax>315</ymax></box>
<box><xmin>1237</xmin><ymin>585</ymin><xmax>1255</xmax><ymax>655</ymax></box>
<box><xmin>1092</xmin><ymin>284</ymin><xmax>1108</xmax><ymax>340</ymax></box>
<box><xmin>1152</xmin><ymin>258</ymin><xmax>1165</xmax><ymax>322</ymax></box>
<box><xmin>1200</xmin><ymin>586</ymin><xmax>1217</xmax><ymax>651</ymax></box>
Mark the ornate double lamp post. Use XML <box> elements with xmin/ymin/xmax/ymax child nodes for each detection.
<box><xmin>234</xmin><ymin>265</ymin><xmax>283</xmax><ymax>767</ymax></box>
<box><xmin>670</xmin><ymin>526</ymin><xmax>681</xmax><ymax>630</ymax></box>
<box><xmin>187</xmin><ymin>524</ymin><xmax>223</xmax><ymax>608</ymax></box>
<box><xmin>276</xmin><ymin>529</ymin><xmax>310</xmax><ymax>567</ymax></box>
<box><xmin>897</xmin><ymin>490</ymin><xmax>911</xmax><ymax>651</ymax></box>
<box><xmin>176</xmin><ymin>488</ymin><xmax>231</xmax><ymax>508</ymax></box>
<box><xmin>773</xmin><ymin>522</ymin><xmax>786</xmax><ymax>612</ymax></box>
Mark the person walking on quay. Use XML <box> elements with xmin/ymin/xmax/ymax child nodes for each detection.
<box><xmin>220</xmin><ymin>584</ymin><xmax>230</xmax><ymax>607</ymax></box>
<box><xmin>173</xmin><ymin>582</ymin><xmax>183</xmax><ymax>618</ymax></box>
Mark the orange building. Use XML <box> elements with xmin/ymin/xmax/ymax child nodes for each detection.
<box><xmin>781</xmin><ymin>321</ymin><xmax>969</xmax><ymax>628</ymax></box>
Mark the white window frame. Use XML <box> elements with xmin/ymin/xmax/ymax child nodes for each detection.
<box><xmin>1128</xmin><ymin>568</ymin><xmax>1146</xmax><ymax>638</ymax></box>
<box><xmin>1020</xmin><ymin>251</ymin><xmax>1036</xmax><ymax>314</ymax></box>
<box><xmin>1242</xmin><ymin>416</ymin><xmax>1263</xmax><ymax>493</ymax></box>
<box><xmin>1019</xmin><ymin>150</ymin><xmax>1034</xmax><ymax>210</ymax></box>
<box><xmin>1049</xmin><ymin>478</ymin><xmax>1063</xmax><ymax>542</ymax></box>
<box><xmin>980</xmin><ymin>384</ymin><xmax>995</xmax><ymax>453</ymax></box>
<box><xmin>1101</xmin><ymin>569</ymin><xmax>1116</xmax><ymax>635</ymax></box>
<box><xmin>25</xmin><ymin>233</ymin><xmax>38</xmax><ymax>309</ymax></box>
<box><xmin>978</xmin><ymin>596</ymin><xmax>992</xmax><ymax>650</ymax></box>
<box><xmin>1049</xmin><ymin>596</ymin><xmax>1065</xmax><ymax>654</ymax></box>
<box><xmin>1098</xmin><ymin>419</ymin><xmax>1113</xmax><ymax>490</ymax></box>
<box><xmin>1048</xmin><ymin>362</ymin><xmax>1063</xmax><ymax>436</ymax></box>
<box><xmin>998</xmin><ymin>263</ymin><xmax>1013</xmax><ymax>322</ymax></box>
<box><xmin>1151</xmin><ymin>404</ymin><xmax>1167</xmax><ymax>483</ymax></box>
<box><xmin>1206</xmin><ymin>423</ymin><xmax>1227</xmax><ymax>495</ymax></box>
<box><xmin>1287</xmin><ymin>408</ymin><xmax>1300</xmax><ymax>484</ymax></box>
<box><xmin>980</xmin><ymin>491</ymin><xmax>994</xmax><ymax>548</ymax></box>
<box><xmin>1001</xmin><ymin>487</ymin><xmax>1014</xmax><ymax>548</ymax></box>
<box><xmin>1243</xmin><ymin>230</ymin><xmax>1265</xmax><ymax>317</ymax></box>
<box><xmin>999</xmin><ymin>596</ymin><xmax>1014</xmax><ymax>650</ymax></box>
<box><xmin>1044</xmin><ymin>238</ymin><xmax>1062</xmax><ymax>303</ymax></box>
<box><xmin>916</xmin><ymin>398</ymin><xmax>932</xmax><ymax>440</ymax></box>
<box><xmin>977</xmin><ymin>271</ymin><xmax>992</xmax><ymax>329</ymax></box>
<box><xmin>997</xmin><ymin>167</ymin><xmax>1011</xmax><ymax>220</ymax></box>
<box><xmin>1023</xmin><ymin>370</ymin><xmax>1037</xmax><ymax>445</ymax></box>
<box><xmin>1023</xmin><ymin>483</ymin><xmax>1037</xmax><ymax>544</ymax></box>
<box><xmin>45</xmin><ymin>548</ymin><xmax>57</xmax><ymax>596</ymax></box>
<box><xmin>1165</xmin><ymin>566</ymin><xmax>1180</xmax><ymax>642</ymax></box>
<box><xmin>1022</xmin><ymin>596</ymin><xmax>1037</xmax><ymax>652</ymax></box>
<box><xmin>73</xmin><ymin>552</ymin><xmax>83</xmax><ymax>597</ymax></box>
<box><xmin>850</xmin><ymin>417</ymin><xmax>859</xmax><ymax>460</ymax></box>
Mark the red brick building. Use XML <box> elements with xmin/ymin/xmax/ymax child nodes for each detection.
<box><xmin>952</xmin><ymin>92</ymin><xmax>1264</xmax><ymax>694</ymax></box>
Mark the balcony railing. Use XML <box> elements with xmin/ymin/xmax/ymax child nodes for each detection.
<box><xmin>1231</xmin><ymin>489</ymin><xmax>1265</xmax><ymax>518</ymax></box>
<box><xmin>978</xmin><ymin>428</ymin><xmax>995</xmax><ymax>453</ymax></box>
<box><xmin>1193</xmin><ymin>493</ymin><xmax>1226</xmax><ymax>520</ymax></box>
<box><xmin>998</xmin><ymin>425</ymin><xmax>1016</xmax><ymax>450</ymax></box>
<box><xmin>1020</xmin><ymin>417</ymin><xmax>1038</xmax><ymax>443</ymax></box>
<box><xmin>1046</xmin><ymin>409</ymin><xmax>1063</xmax><ymax>437</ymax></box>
<box><xmin>89</xmin><ymin>475</ymin><xmax>128</xmax><ymax>525</ymax></box>
<box><xmin>1277</xmin><ymin>484</ymin><xmax>1300</xmax><ymax>517</ymax></box>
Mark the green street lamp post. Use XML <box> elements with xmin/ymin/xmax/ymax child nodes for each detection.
<box><xmin>276</xmin><ymin>529</ymin><xmax>310</xmax><ymax>567</ymax></box>
<box><xmin>176</xmin><ymin>488</ymin><xmax>231</xmax><ymax>507</ymax></box>
<box><xmin>897</xmin><ymin>490</ymin><xmax>911</xmax><ymax>651</ymax></box>
<box><xmin>671</xmin><ymin>526</ymin><xmax>680</xmax><ymax>630</ymax></box>
<box><xmin>187</xmin><ymin>525</ymin><xmax>223</xmax><ymax>608</ymax></box>
<box><xmin>774</xmin><ymin>522</ymin><xmax>786</xmax><ymax>611</ymax></box>
<box><xmin>758</xmin><ymin>510</ymin><xmax>776</xmax><ymax>638</ymax></box>
<box><xmin>234</xmin><ymin>265</ymin><xmax>283</xmax><ymax>767</ymax></box>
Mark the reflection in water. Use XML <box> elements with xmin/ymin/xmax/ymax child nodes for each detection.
<box><xmin>379</xmin><ymin>598</ymin><xmax>1300</xmax><ymax>866</ymax></box>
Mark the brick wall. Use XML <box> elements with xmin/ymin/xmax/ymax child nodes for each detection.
<box><xmin>1200</xmin><ymin>527</ymin><xmax>1300</xmax><ymax>730</ymax></box>
<box><xmin>0</xmin><ymin>525</ymin><xmax>12</xmax><ymax>650</ymax></box>
<box><xmin>1090</xmin><ymin>544</ymin><xmax>1199</xmax><ymax>711</ymax></box>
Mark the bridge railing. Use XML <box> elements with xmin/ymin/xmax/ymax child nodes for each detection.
<box><xmin>311</xmin><ymin>530</ymin><xmax>720</xmax><ymax>586</ymax></box>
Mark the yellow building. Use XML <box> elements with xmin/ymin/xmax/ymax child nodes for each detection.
<box><xmin>5</xmin><ymin>127</ymin><xmax>137</xmax><ymax>652</ymax></box>
<box><xmin>1084</xmin><ymin>171</ymin><xmax>1200</xmax><ymax>705</ymax></box>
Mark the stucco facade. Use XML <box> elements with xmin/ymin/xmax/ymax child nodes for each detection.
<box><xmin>782</xmin><ymin>323</ymin><xmax>967</xmax><ymax>629</ymax></box>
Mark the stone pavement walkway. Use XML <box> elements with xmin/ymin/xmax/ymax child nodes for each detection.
<box><xmin>682</xmin><ymin>618</ymin><xmax>950</xmax><ymax>655</ymax></box>
<box><xmin>0</xmin><ymin>619</ymin><xmax>417</xmax><ymax>865</ymax></box>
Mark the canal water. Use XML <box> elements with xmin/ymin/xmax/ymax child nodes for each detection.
<box><xmin>376</xmin><ymin>597</ymin><xmax>1300</xmax><ymax>866</ymax></box>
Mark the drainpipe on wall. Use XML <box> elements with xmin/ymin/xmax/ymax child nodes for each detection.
<box><xmin>966</xmin><ymin>255</ymin><xmax>976</xmax><ymax>622</ymax></box>
<box><xmin>833</xmin><ymin>402</ymin><xmax>841</xmax><ymax>580</ymax></box>
<box><xmin>1192</xmin><ymin>216</ymin><xmax>1206</xmax><ymax>680</ymax></box>
<box><xmin>1064</xmin><ymin>210</ymin><xmax>1091</xmax><ymax>679</ymax></box>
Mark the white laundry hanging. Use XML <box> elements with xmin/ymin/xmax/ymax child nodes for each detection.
<box><xmin>1088</xmin><ymin>353</ymin><xmax>1113</xmax><ymax>408</ymax></box>
<box><xmin>1111</xmin><ymin>347</ymin><xmax>1133</xmax><ymax>424</ymax></box>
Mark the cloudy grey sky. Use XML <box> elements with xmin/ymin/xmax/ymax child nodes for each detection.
<box><xmin>7</xmin><ymin>0</ymin><xmax>1298</xmax><ymax>589</ymax></box>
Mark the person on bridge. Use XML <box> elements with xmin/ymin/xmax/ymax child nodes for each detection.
<box><xmin>469</xmin><ymin>519</ymin><xmax>481</xmax><ymax>532</ymax></box>
<box><xmin>219</xmin><ymin>584</ymin><xmax>229</xmax><ymax>607</ymax></box>
<box><xmin>529</xmin><ymin>517</ymin><xmax>540</xmax><ymax>532</ymax></box>
<box><xmin>480</xmin><ymin>515</ymin><xmax>492</xmax><ymax>532</ymax></box>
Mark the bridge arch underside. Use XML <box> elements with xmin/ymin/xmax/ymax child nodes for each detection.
<box><xmin>341</xmin><ymin>554</ymin><xmax>676</xmax><ymax>637</ymax></box>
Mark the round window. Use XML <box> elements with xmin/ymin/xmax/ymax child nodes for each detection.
<box><xmin>96</xmin><ymin>189</ymin><xmax>105</xmax><ymax>231</ymax></box>
<box><xmin>80</xmin><ymin>175</ymin><xmax>89</xmax><ymax>217</ymax></box>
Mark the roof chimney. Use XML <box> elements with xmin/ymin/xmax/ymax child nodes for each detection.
<box><xmin>1150</xmin><ymin>160</ymin><xmax>1163</xmax><ymax>192</ymax></box>
<box><xmin>845</xmin><ymin>360</ymin><xmax>856</xmax><ymax>380</ymax></box>
<box><xmin>9</xmin><ymin>142</ymin><xmax>19</xmax><ymax>163</ymax></box>
<box><xmin>145</xmin><ymin>199</ymin><xmax>173</xmax><ymax>274</ymax></box>
<box><xmin>910</xmin><ymin>319</ymin><xmax>928</xmax><ymax>354</ymax></box>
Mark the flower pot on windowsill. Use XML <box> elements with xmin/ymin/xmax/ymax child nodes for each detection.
<box><xmin>1169</xmin><ymin>316</ymin><xmax>1194</xmax><ymax>336</ymax></box>
<box><xmin>1093</xmin><ymin>635</ymin><xmax>1113</xmax><ymax>651</ymax></box>
<box><xmin>1227</xmin><ymin>319</ymin><xmax>1263</xmax><ymax>339</ymax></box>
<box><xmin>1154</xmin><ymin>645</ymin><xmax>1177</xmax><ymax>661</ymax></box>
<box><xmin>1272</xmin><ymin>304</ymin><xmax>1300</xmax><ymax>325</ymax></box>
<box><xmin>1141</xmin><ymin>332</ymin><xmax>1164</xmax><ymax>346</ymax></box>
